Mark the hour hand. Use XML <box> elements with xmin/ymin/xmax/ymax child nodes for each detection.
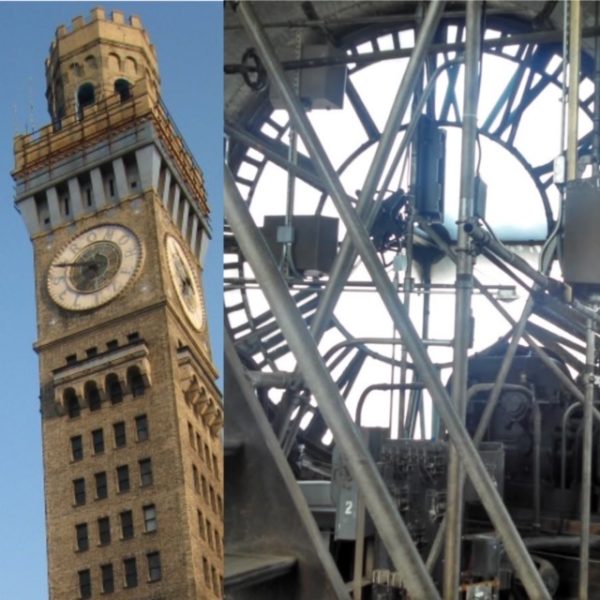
<box><xmin>54</xmin><ymin>261</ymin><xmax>96</xmax><ymax>268</ymax></box>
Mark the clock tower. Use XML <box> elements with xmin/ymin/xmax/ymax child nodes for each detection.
<box><xmin>12</xmin><ymin>9</ymin><xmax>223</xmax><ymax>600</ymax></box>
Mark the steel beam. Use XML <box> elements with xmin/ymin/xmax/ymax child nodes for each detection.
<box><xmin>567</xmin><ymin>0</ymin><xmax>582</xmax><ymax>181</ymax></box>
<box><xmin>237</xmin><ymin>2</ymin><xmax>549</xmax><ymax>597</ymax></box>
<box><xmin>225</xmin><ymin>26</ymin><xmax>600</xmax><ymax>72</ymax></box>
<box><xmin>225</xmin><ymin>167</ymin><xmax>440</xmax><ymax>600</ymax></box>
<box><xmin>579</xmin><ymin>317</ymin><xmax>595</xmax><ymax>599</ymax></box>
<box><xmin>444</xmin><ymin>3</ymin><xmax>481</xmax><ymax>596</ymax></box>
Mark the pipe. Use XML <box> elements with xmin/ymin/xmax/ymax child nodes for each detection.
<box><xmin>579</xmin><ymin>316</ymin><xmax>595</xmax><ymax>599</ymax></box>
<box><xmin>533</xmin><ymin>389</ymin><xmax>542</xmax><ymax>531</ymax></box>
<box><xmin>464</xmin><ymin>221</ymin><xmax>561</xmax><ymax>293</ymax></box>
<box><xmin>567</xmin><ymin>0</ymin><xmax>582</xmax><ymax>181</ymax></box>
<box><xmin>524</xmin><ymin>536</ymin><xmax>600</xmax><ymax>550</ymax></box>
<box><xmin>356</xmin><ymin>382</ymin><xmax>425</xmax><ymax>427</ymax></box>
<box><xmin>444</xmin><ymin>3</ymin><xmax>481</xmax><ymax>595</ymax></box>
<box><xmin>238</xmin><ymin>3</ymin><xmax>549</xmax><ymax>596</ymax></box>
<box><xmin>592</xmin><ymin>2</ymin><xmax>600</xmax><ymax>179</ymax></box>
<box><xmin>225</xmin><ymin>167</ymin><xmax>441</xmax><ymax>599</ymax></box>
<box><xmin>561</xmin><ymin>402</ymin><xmax>583</xmax><ymax>490</ymax></box>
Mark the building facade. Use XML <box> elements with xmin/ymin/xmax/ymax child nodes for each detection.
<box><xmin>12</xmin><ymin>9</ymin><xmax>223</xmax><ymax>599</ymax></box>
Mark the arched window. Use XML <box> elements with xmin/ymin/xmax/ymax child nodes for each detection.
<box><xmin>85</xmin><ymin>55</ymin><xmax>97</xmax><ymax>70</ymax></box>
<box><xmin>65</xmin><ymin>388</ymin><xmax>80</xmax><ymax>418</ymax></box>
<box><xmin>114</xmin><ymin>78</ymin><xmax>132</xmax><ymax>102</ymax></box>
<box><xmin>124</xmin><ymin>56</ymin><xmax>138</xmax><ymax>75</ymax></box>
<box><xmin>84</xmin><ymin>381</ymin><xmax>101</xmax><ymax>411</ymax></box>
<box><xmin>77</xmin><ymin>83</ymin><xmax>95</xmax><ymax>117</ymax></box>
<box><xmin>108</xmin><ymin>53</ymin><xmax>121</xmax><ymax>71</ymax></box>
<box><xmin>106</xmin><ymin>374</ymin><xmax>123</xmax><ymax>404</ymax></box>
<box><xmin>127</xmin><ymin>366</ymin><xmax>145</xmax><ymax>397</ymax></box>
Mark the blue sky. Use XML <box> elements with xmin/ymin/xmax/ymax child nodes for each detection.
<box><xmin>0</xmin><ymin>2</ymin><xmax>222</xmax><ymax>597</ymax></box>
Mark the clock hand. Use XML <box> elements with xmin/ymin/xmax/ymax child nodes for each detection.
<box><xmin>54</xmin><ymin>261</ymin><xmax>98</xmax><ymax>268</ymax></box>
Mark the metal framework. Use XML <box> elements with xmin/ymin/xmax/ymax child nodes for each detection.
<box><xmin>225</xmin><ymin>1</ymin><xmax>600</xmax><ymax>598</ymax></box>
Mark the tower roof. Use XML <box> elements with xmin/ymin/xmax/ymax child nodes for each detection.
<box><xmin>45</xmin><ymin>7</ymin><xmax>160</xmax><ymax>122</ymax></box>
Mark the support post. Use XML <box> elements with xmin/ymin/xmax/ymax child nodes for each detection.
<box><xmin>579</xmin><ymin>317</ymin><xmax>595</xmax><ymax>599</ymax></box>
<box><xmin>443</xmin><ymin>2</ymin><xmax>481</xmax><ymax>596</ymax></box>
<box><xmin>567</xmin><ymin>0</ymin><xmax>581</xmax><ymax>181</ymax></box>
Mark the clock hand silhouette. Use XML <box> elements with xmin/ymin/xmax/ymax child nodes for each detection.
<box><xmin>54</xmin><ymin>261</ymin><xmax>98</xmax><ymax>268</ymax></box>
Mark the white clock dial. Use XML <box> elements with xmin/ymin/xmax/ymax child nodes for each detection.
<box><xmin>47</xmin><ymin>224</ymin><xmax>143</xmax><ymax>311</ymax></box>
<box><xmin>165</xmin><ymin>234</ymin><xmax>205</xmax><ymax>330</ymax></box>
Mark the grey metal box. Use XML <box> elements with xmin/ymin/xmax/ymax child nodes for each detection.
<box><xmin>269</xmin><ymin>44</ymin><xmax>347</xmax><ymax>110</ymax></box>
<box><xmin>262</xmin><ymin>215</ymin><xmax>339</xmax><ymax>276</ymax></box>
<box><xmin>563</xmin><ymin>180</ymin><xmax>600</xmax><ymax>285</ymax></box>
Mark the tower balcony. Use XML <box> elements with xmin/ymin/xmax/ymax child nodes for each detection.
<box><xmin>13</xmin><ymin>78</ymin><xmax>208</xmax><ymax>216</ymax></box>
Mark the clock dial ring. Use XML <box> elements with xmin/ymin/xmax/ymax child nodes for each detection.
<box><xmin>47</xmin><ymin>224</ymin><xmax>143</xmax><ymax>311</ymax></box>
<box><xmin>225</xmin><ymin>13</ymin><xmax>598</xmax><ymax>459</ymax></box>
<box><xmin>165</xmin><ymin>234</ymin><xmax>205</xmax><ymax>331</ymax></box>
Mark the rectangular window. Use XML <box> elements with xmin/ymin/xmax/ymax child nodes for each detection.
<box><xmin>195</xmin><ymin>432</ymin><xmax>201</xmax><ymax>452</ymax></box>
<box><xmin>98</xmin><ymin>516</ymin><xmax>111</xmax><ymax>545</ymax></box>
<box><xmin>120</xmin><ymin>510</ymin><xmax>134</xmax><ymax>539</ymax></box>
<box><xmin>139</xmin><ymin>458</ymin><xmax>153</xmax><ymax>487</ymax></box>
<box><xmin>71</xmin><ymin>435</ymin><xmax>83</xmax><ymax>461</ymax></box>
<box><xmin>217</xmin><ymin>495</ymin><xmax>223</xmax><ymax>517</ymax></box>
<box><xmin>188</xmin><ymin>422</ymin><xmax>195</xmax><ymax>448</ymax></box>
<box><xmin>203</xmin><ymin>558</ymin><xmax>210</xmax><ymax>584</ymax></box>
<box><xmin>204</xmin><ymin>443</ymin><xmax>211</xmax><ymax>467</ymax></box>
<box><xmin>123</xmin><ymin>557</ymin><xmax>138</xmax><ymax>588</ymax></box>
<box><xmin>212</xmin><ymin>453</ymin><xmax>219</xmax><ymax>480</ymax></box>
<box><xmin>210</xmin><ymin>486</ymin><xmax>217</xmax><ymax>512</ymax></box>
<box><xmin>95</xmin><ymin>472</ymin><xmax>108</xmax><ymax>500</ymax></box>
<box><xmin>201</xmin><ymin>475</ymin><xmax>208</xmax><ymax>500</ymax></box>
<box><xmin>78</xmin><ymin>569</ymin><xmax>91</xmax><ymax>599</ymax></box>
<box><xmin>75</xmin><ymin>523</ymin><xmax>88</xmax><ymax>552</ymax></box>
<box><xmin>73</xmin><ymin>478</ymin><xmax>86</xmax><ymax>506</ymax></box>
<box><xmin>117</xmin><ymin>465</ymin><xmax>130</xmax><ymax>493</ymax></box>
<box><xmin>197</xmin><ymin>509</ymin><xmax>205</xmax><ymax>539</ymax></box>
<box><xmin>92</xmin><ymin>428</ymin><xmax>104</xmax><ymax>454</ymax></box>
<box><xmin>206</xmin><ymin>520</ymin><xmax>213</xmax><ymax>549</ymax></box>
<box><xmin>101</xmin><ymin>563</ymin><xmax>114</xmax><ymax>593</ymax></box>
<box><xmin>113</xmin><ymin>421</ymin><xmax>126</xmax><ymax>448</ymax></box>
<box><xmin>193</xmin><ymin>465</ymin><xmax>200</xmax><ymax>493</ymax></box>
<box><xmin>143</xmin><ymin>504</ymin><xmax>157</xmax><ymax>533</ymax></box>
<box><xmin>135</xmin><ymin>414</ymin><xmax>149</xmax><ymax>441</ymax></box>
<box><xmin>147</xmin><ymin>552</ymin><xmax>162</xmax><ymax>582</ymax></box>
<box><xmin>212</xmin><ymin>566</ymin><xmax>219</xmax><ymax>595</ymax></box>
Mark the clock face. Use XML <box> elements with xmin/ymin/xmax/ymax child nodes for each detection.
<box><xmin>47</xmin><ymin>224</ymin><xmax>143</xmax><ymax>311</ymax></box>
<box><xmin>165</xmin><ymin>235</ymin><xmax>205</xmax><ymax>330</ymax></box>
